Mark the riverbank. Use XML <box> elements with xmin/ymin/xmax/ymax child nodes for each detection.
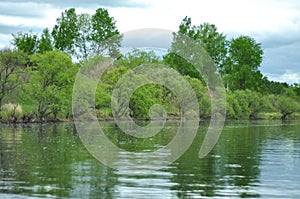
<box><xmin>1</xmin><ymin>110</ymin><xmax>300</xmax><ymax>124</ymax></box>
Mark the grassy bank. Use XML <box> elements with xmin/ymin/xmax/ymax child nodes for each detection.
<box><xmin>2</xmin><ymin>102</ymin><xmax>299</xmax><ymax>124</ymax></box>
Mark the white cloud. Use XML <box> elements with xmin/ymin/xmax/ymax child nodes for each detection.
<box><xmin>0</xmin><ymin>2</ymin><xmax>49</xmax><ymax>17</ymax></box>
<box><xmin>265</xmin><ymin>71</ymin><xmax>300</xmax><ymax>84</ymax></box>
<box><xmin>0</xmin><ymin>33</ymin><xmax>13</xmax><ymax>48</ymax></box>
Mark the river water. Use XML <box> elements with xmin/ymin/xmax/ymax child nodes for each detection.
<box><xmin>0</xmin><ymin>120</ymin><xmax>299</xmax><ymax>198</ymax></box>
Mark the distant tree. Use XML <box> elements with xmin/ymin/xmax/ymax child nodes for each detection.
<box><xmin>12</xmin><ymin>32</ymin><xmax>38</xmax><ymax>55</ymax></box>
<box><xmin>76</xmin><ymin>13</ymin><xmax>92</xmax><ymax>60</ymax></box>
<box><xmin>52</xmin><ymin>8</ymin><xmax>122</xmax><ymax>61</ymax></box>
<box><xmin>0</xmin><ymin>49</ymin><xmax>26</xmax><ymax>108</ymax></box>
<box><xmin>224</xmin><ymin>36</ymin><xmax>264</xmax><ymax>91</ymax></box>
<box><xmin>193</xmin><ymin>22</ymin><xmax>227</xmax><ymax>70</ymax></box>
<box><xmin>293</xmin><ymin>83</ymin><xmax>300</xmax><ymax>97</ymax></box>
<box><xmin>247</xmin><ymin>91</ymin><xmax>273</xmax><ymax>119</ymax></box>
<box><xmin>164</xmin><ymin>17</ymin><xmax>227</xmax><ymax>80</ymax></box>
<box><xmin>12</xmin><ymin>28</ymin><xmax>53</xmax><ymax>56</ymax></box>
<box><xmin>91</xmin><ymin>8</ymin><xmax>122</xmax><ymax>58</ymax></box>
<box><xmin>52</xmin><ymin>8</ymin><xmax>79</xmax><ymax>56</ymax></box>
<box><xmin>276</xmin><ymin>96</ymin><xmax>300</xmax><ymax>120</ymax></box>
<box><xmin>226</xmin><ymin>89</ymin><xmax>272</xmax><ymax>119</ymax></box>
<box><xmin>264</xmin><ymin>80</ymin><xmax>289</xmax><ymax>95</ymax></box>
<box><xmin>283</xmin><ymin>87</ymin><xmax>298</xmax><ymax>99</ymax></box>
<box><xmin>37</xmin><ymin>28</ymin><xmax>53</xmax><ymax>53</ymax></box>
<box><xmin>164</xmin><ymin>17</ymin><xmax>203</xmax><ymax>80</ymax></box>
<box><xmin>116</xmin><ymin>49</ymin><xmax>161</xmax><ymax>68</ymax></box>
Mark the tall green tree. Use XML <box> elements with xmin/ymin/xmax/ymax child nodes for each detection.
<box><xmin>76</xmin><ymin>13</ymin><xmax>92</xmax><ymax>60</ymax></box>
<box><xmin>52</xmin><ymin>8</ymin><xmax>78</xmax><ymax>56</ymax></box>
<box><xmin>193</xmin><ymin>22</ymin><xmax>227</xmax><ymax>70</ymax></box>
<box><xmin>91</xmin><ymin>8</ymin><xmax>122</xmax><ymax>58</ymax></box>
<box><xmin>51</xmin><ymin>8</ymin><xmax>122</xmax><ymax>61</ymax></box>
<box><xmin>164</xmin><ymin>17</ymin><xmax>227</xmax><ymax>80</ymax></box>
<box><xmin>224</xmin><ymin>36</ymin><xmax>264</xmax><ymax>91</ymax></box>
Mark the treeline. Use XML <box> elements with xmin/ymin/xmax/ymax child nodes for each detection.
<box><xmin>0</xmin><ymin>8</ymin><xmax>300</xmax><ymax>123</ymax></box>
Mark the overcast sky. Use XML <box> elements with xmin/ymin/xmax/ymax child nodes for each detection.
<box><xmin>0</xmin><ymin>0</ymin><xmax>299</xmax><ymax>84</ymax></box>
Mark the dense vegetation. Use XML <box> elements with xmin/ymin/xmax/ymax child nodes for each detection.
<box><xmin>1</xmin><ymin>8</ymin><xmax>300</xmax><ymax>123</ymax></box>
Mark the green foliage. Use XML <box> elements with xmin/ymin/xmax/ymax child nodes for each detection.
<box><xmin>12</xmin><ymin>29</ymin><xmax>53</xmax><ymax>55</ymax></box>
<box><xmin>0</xmin><ymin>49</ymin><xmax>26</xmax><ymax>108</ymax></box>
<box><xmin>283</xmin><ymin>87</ymin><xmax>298</xmax><ymax>99</ymax></box>
<box><xmin>98</xmin><ymin>61</ymin><xmax>165</xmax><ymax>119</ymax></box>
<box><xmin>263</xmin><ymin>80</ymin><xmax>289</xmax><ymax>95</ymax></box>
<box><xmin>293</xmin><ymin>83</ymin><xmax>300</xmax><ymax>97</ymax></box>
<box><xmin>275</xmin><ymin>96</ymin><xmax>300</xmax><ymax>120</ymax></box>
<box><xmin>25</xmin><ymin>51</ymin><xmax>78</xmax><ymax>122</ymax></box>
<box><xmin>129</xmin><ymin>84</ymin><xmax>160</xmax><ymax>119</ymax></box>
<box><xmin>224</xmin><ymin>36</ymin><xmax>264</xmax><ymax>91</ymax></box>
<box><xmin>76</xmin><ymin>13</ymin><xmax>92</xmax><ymax>60</ymax></box>
<box><xmin>116</xmin><ymin>49</ymin><xmax>161</xmax><ymax>68</ymax></box>
<box><xmin>185</xmin><ymin>76</ymin><xmax>210</xmax><ymax>118</ymax></box>
<box><xmin>228</xmin><ymin>36</ymin><xmax>263</xmax><ymax>68</ymax></box>
<box><xmin>95</xmin><ymin>65</ymin><xmax>129</xmax><ymax>112</ymax></box>
<box><xmin>185</xmin><ymin>19</ymin><xmax>227</xmax><ymax>70</ymax></box>
<box><xmin>52</xmin><ymin>8</ymin><xmax>78</xmax><ymax>55</ymax></box>
<box><xmin>226</xmin><ymin>91</ymin><xmax>241</xmax><ymax>119</ymax></box>
<box><xmin>164</xmin><ymin>16</ymin><xmax>227</xmax><ymax>81</ymax></box>
<box><xmin>37</xmin><ymin>28</ymin><xmax>53</xmax><ymax>53</ymax></box>
<box><xmin>163</xmin><ymin>52</ymin><xmax>200</xmax><ymax>80</ymax></box>
<box><xmin>226</xmin><ymin>90</ymin><xmax>273</xmax><ymax>120</ymax></box>
<box><xmin>91</xmin><ymin>8</ymin><xmax>122</xmax><ymax>58</ymax></box>
<box><xmin>12</xmin><ymin>32</ymin><xmax>38</xmax><ymax>55</ymax></box>
<box><xmin>163</xmin><ymin>17</ymin><xmax>200</xmax><ymax>79</ymax></box>
<box><xmin>247</xmin><ymin>91</ymin><xmax>273</xmax><ymax>119</ymax></box>
<box><xmin>5</xmin><ymin>13</ymin><xmax>300</xmax><ymax>123</ymax></box>
<box><xmin>52</xmin><ymin>8</ymin><xmax>122</xmax><ymax>61</ymax></box>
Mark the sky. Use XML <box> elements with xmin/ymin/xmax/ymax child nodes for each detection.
<box><xmin>0</xmin><ymin>0</ymin><xmax>299</xmax><ymax>84</ymax></box>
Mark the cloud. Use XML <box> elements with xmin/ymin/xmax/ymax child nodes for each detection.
<box><xmin>0</xmin><ymin>0</ymin><xmax>147</xmax><ymax>9</ymax></box>
<box><xmin>0</xmin><ymin>24</ymin><xmax>43</xmax><ymax>35</ymax></box>
<box><xmin>0</xmin><ymin>33</ymin><xmax>11</xmax><ymax>48</ymax></box>
<box><xmin>0</xmin><ymin>2</ymin><xmax>50</xmax><ymax>18</ymax></box>
<box><xmin>265</xmin><ymin>71</ymin><xmax>300</xmax><ymax>84</ymax></box>
<box><xmin>122</xmin><ymin>28</ymin><xmax>173</xmax><ymax>49</ymax></box>
<box><xmin>261</xmin><ymin>41</ymin><xmax>300</xmax><ymax>75</ymax></box>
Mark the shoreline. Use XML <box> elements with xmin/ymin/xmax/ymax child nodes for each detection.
<box><xmin>1</xmin><ymin>113</ymin><xmax>299</xmax><ymax>125</ymax></box>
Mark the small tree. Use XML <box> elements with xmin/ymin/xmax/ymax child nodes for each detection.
<box><xmin>26</xmin><ymin>51</ymin><xmax>78</xmax><ymax>122</ymax></box>
<box><xmin>12</xmin><ymin>29</ymin><xmax>53</xmax><ymax>55</ymax></box>
<box><xmin>0</xmin><ymin>49</ymin><xmax>26</xmax><ymax>108</ymax></box>
<box><xmin>37</xmin><ymin>28</ymin><xmax>53</xmax><ymax>53</ymax></box>
<box><xmin>12</xmin><ymin>32</ymin><xmax>38</xmax><ymax>55</ymax></box>
<box><xmin>276</xmin><ymin>96</ymin><xmax>300</xmax><ymax>120</ymax></box>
